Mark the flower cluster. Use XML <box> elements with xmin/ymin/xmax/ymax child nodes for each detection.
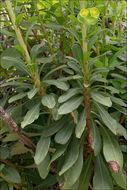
<box><xmin>78</xmin><ymin>7</ymin><xmax>100</xmax><ymax>25</ymax></box>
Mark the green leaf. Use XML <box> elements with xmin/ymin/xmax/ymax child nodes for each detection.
<box><xmin>90</xmin><ymin>120</ymin><xmax>102</xmax><ymax>156</ymax></box>
<box><xmin>93</xmin><ymin>154</ymin><xmax>113</xmax><ymax>190</ymax></box>
<box><xmin>21</xmin><ymin>103</ymin><xmax>40</xmax><ymax>128</ymax></box>
<box><xmin>45</xmin><ymin>23</ymin><xmax>64</xmax><ymax>30</ymax></box>
<box><xmin>36</xmin><ymin>55</ymin><xmax>55</xmax><ymax>64</ymax></box>
<box><xmin>58</xmin><ymin>88</ymin><xmax>82</xmax><ymax>103</ymax></box>
<box><xmin>54</xmin><ymin>121</ymin><xmax>74</xmax><ymax>144</ymax></box>
<box><xmin>117</xmin><ymin>123</ymin><xmax>127</xmax><ymax>140</ymax></box>
<box><xmin>0</xmin><ymin>182</ymin><xmax>8</xmax><ymax>190</ymax></box>
<box><xmin>8</xmin><ymin>92</ymin><xmax>27</xmax><ymax>103</ymax></box>
<box><xmin>43</xmin><ymin>65</ymin><xmax>66</xmax><ymax>80</ymax></box>
<box><xmin>112</xmin><ymin>103</ymin><xmax>127</xmax><ymax>115</ymax></box>
<box><xmin>91</xmin><ymin>91</ymin><xmax>112</xmax><ymax>107</ymax></box>
<box><xmin>0</xmin><ymin>81</ymin><xmax>32</xmax><ymax>89</ymax></box>
<box><xmin>110</xmin><ymin>96</ymin><xmax>127</xmax><ymax>107</ymax></box>
<box><xmin>11</xmin><ymin>142</ymin><xmax>28</xmax><ymax>156</ymax></box>
<box><xmin>2</xmin><ymin>134</ymin><xmax>19</xmax><ymax>142</ymax></box>
<box><xmin>67</xmin><ymin>61</ymin><xmax>81</xmax><ymax>73</ymax></box>
<box><xmin>15</xmin><ymin>13</ymin><xmax>25</xmax><ymax>25</ymax></box>
<box><xmin>109</xmin><ymin>45</ymin><xmax>127</xmax><ymax>65</ymax></box>
<box><xmin>1</xmin><ymin>56</ymin><xmax>29</xmax><ymax>73</ymax></box>
<box><xmin>78</xmin><ymin>155</ymin><xmax>92</xmax><ymax>190</ymax></box>
<box><xmin>37</xmin><ymin>153</ymin><xmax>50</xmax><ymax>179</ymax></box>
<box><xmin>101</xmin><ymin>127</ymin><xmax>123</xmax><ymax>170</ymax></box>
<box><xmin>41</xmin><ymin>94</ymin><xmax>56</xmax><ymax>109</ymax></box>
<box><xmin>50</xmin><ymin>144</ymin><xmax>68</xmax><ymax>164</ymax></box>
<box><xmin>111</xmin><ymin>168</ymin><xmax>127</xmax><ymax>189</ymax></box>
<box><xmin>102</xmin><ymin>86</ymin><xmax>119</xmax><ymax>94</ymax></box>
<box><xmin>58</xmin><ymin>96</ymin><xmax>84</xmax><ymax>115</ymax></box>
<box><xmin>1</xmin><ymin>28</ymin><xmax>15</xmax><ymax>37</ymax></box>
<box><xmin>43</xmin><ymin>80</ymin><xmax>69</xmax><ymax>91</ymax></box>
<box><xmin>75</xmin><ymin>108</ymin><xmax>87</xmax><ymax>138</ymax></box>
<box><xmin>59</xmin><ymin>137</ymin><xmax>80</xmax><ymax>176</ymax></box>
<box><xmin>25</xmin><ymin>21</ymin><xmax>37</xmax><ymax>42</ymax></box>
<box><xmin>72</xmin><ymin>44</ymin><xmax>83</xmax><ymax>67</ymax></box>
<box><xmin>34</xmin><ymin>136</ymin><xmax>50</xmax><ymax>165</ymax></box>
<box><xmin>0</xmin><ymin>147</ymin><xmax>10</xmax><ymax>159</ymax></box>
<box><xmin>2</xmin><ymin>165</ymin><xmax>21</xmax><ymax>184</ymax></box>
<box><xmin>95</xmin><ymin>102</ymin><xmax>118</xmax><ymax>135</ymax></box>
<box><xmin>63</xmin><ymin>146</ymin><xmax>83</xmax><ymax>189</ymax></box>
<box><xmin>30</xmin><ymin>44</ymin><xmax>44</xmax><ymax>63</ymax></box>
<box><xmin>66</xmin><ymin>28</ymin><xmax>81</xmax><ymax>44</ymax></box>
<box><xmin>41</xmin><ymin>117</ymin><xmax>67</xmax><ymax>137</ymax></box>
<box><xmin>27</xmin><ymin>88</ymin><xmax>39</xmax><ymax>99</ymax></box>
<box><xmin>58</xmin><ymin>75</ymin><xmax>82</xmax><ymax>82</ymax></box>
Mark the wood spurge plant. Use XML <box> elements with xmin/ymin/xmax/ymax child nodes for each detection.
<box><xmin>0</xmin><ymin>0</ymin><xmax>127</xmax><ymax>189</ymax></box>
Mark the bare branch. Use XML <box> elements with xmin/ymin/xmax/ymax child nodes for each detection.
<box><xmin>0</xmin><ymin>106</ymin><xmax>35</xmax><ymax>156</ymax></box>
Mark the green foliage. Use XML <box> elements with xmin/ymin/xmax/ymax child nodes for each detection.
<box><xmin>0</xmin><ymin>0</ymin><xmax>127</xmax><ymax>189</ymax></box>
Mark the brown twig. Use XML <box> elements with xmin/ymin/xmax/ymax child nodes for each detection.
<box><xmin>0</xmin><ymin>106</ymin><xmax>35</xmax><ymax>156</ymax></box>
<box><xmin>89</xmin><ymin>183</ymin><xmax>94</xmax><ymax>190</ymax></box>
<box><xmin>0</xmin><ymin>159</ymin><xmax>17</xmax><ymax>169</ymax></box>
<box><xmin>119</xmin><ymin>114</ymin><xmax>126</xmax><ymax>124</ymax></box>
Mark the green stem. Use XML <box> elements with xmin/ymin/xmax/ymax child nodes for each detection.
<box><xmin>32</xmin><ymin>0</ymin><xmax>53</xmax><ymax>54</ymax></box>
<box><xmin>59</xmin><ymin>0</ymin><xmax>63</xmax><ymax>17</ymax></box>
<box><xmin>102</xmin><ymin>16</ymin><xmax>106</xmax><ymax>46</ymax></box>
<box><xmin>5</xmin><ymin>0</ymin><xmax>31</xmax><ymax>65</ymax></box>
<box><xmin>79</xmin><ymin>1</ymin><xmax>88</xmax><ymax>78</ymax></box>
<box><xmin>79</xmin><ymin>0</ymin><xmax>92</xmax><ymax>152</ymax></box>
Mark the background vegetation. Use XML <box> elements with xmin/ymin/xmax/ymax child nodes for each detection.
<box><xmin>0</xmin><ymin>0</ymin><xmax>127</xmax><ymax>189</ymax></box>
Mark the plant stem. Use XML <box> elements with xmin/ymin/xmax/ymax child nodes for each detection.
<box><xmin>102</xmin><ymin>16</ymin><xmax>106</xmax><ymax>46</ymax></box>
<box><xmin>79</xmin><ymin>0</ymin><xmax>92</xmax><ymax>151</ymax></box>
<box><xmin>59</xmin><ymin>0</ymin><xmax>63</xmax><ymax>17</ymax></box>
<box><xmin>32</xmin><ymin>0</ymin><xmax>53</xmax><ymax>55</ymax></box>
<box><xmin>5</xmin><ymin>0</ymin><xmax>31</xmax><ymax>65</ymax></box>
<box><xmin>0</xmin><ymin>106</ymin><xmax>35</xmax><ymax>156</ymax></box>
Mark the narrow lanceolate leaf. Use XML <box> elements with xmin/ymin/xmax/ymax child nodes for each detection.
<box><xmin>117</xmin><ymin>123</ymin><xmax>127</xmax><ymax>140</ymax></box>
<box><xmin>50</xmin><ymin>144</ymin><xmax>68</xmax><ymax>164</ymax></box>
<box><xmin>59</xmin><ymin>137</ymin><xmax>80</xmax><ymax>176</ymax></box>
<box><xmin>41</xmin><ymin>94</ymin><xmax>56</xmax><ymax>109</ymax></box>
<box><xmin>109</xmin><ymin>45</ymin><xmax>127</xmax><ymax>65</ymax></box>
<box><xmin>27</xmin><ymin>88</ymin><xmax>39</xmax><ymax>99</ymax></box>
<box><xmin>112</xmin><ymin>103</ymin><xmax>127</xmax><ymax>115</ymax></box>
<box><xmin>78</xmin><ymin>155</ymin><xmax>92</xmax><ymax>190</ymax></box>
<box><xmin>91</xmin><ymin>91</ymin><xmax>112</xmax><ymax>107</ymax></box>
<box><xmin>90</xmin><ymin>120</ymin><xmax>102</xmax><ymax>156</ymax></box>
<box><xmin>111</xmin><ymin>168</ymin><xmax>127</xmax><ymax>189</ymax></box>
<box><xmin>37</xmin><ymin>153</ymin><xmax>50</xmax><ymax>179</ymax></box>
<box><xmin>101</xmin><ymin>127</ymin><xmax>123</xmax><ymax>171</ymax></box>
<box><xmin>8</xmin><ymin>92</ymin><xmax>27</xmax><ymax>103</ymax></box>
<box><xmin>34</xmin><ymin>136</ymin><xmax>50</xmax><ymax>165</ymax></box>
<box><xmin>2</xmin><ymin>165</ymin><xmax>21</xmax><ymax>184</ymax></box>
<box><xmin>58</xmin><ymin>88</ymin><xmax>82</xmax><ymax>103</ymax></box>
<box><xmin>110</xmin><ymin>96</ymin><xmax>127</xmax><ymax>107</ymax></box>
<box><xmin>21</xmin><ymin>104</ymin><xmax>40</xmax><ymax>128</ymax></box>
<box><xmin>93</xmin><ymin>154</ymin><xmax>113</xmax><ymax>190</ymax></box>
<box><xmin>41</xmin><ymin>117</ymin><xmax>67</xmax><ymax>137</ymax></box>
<box><xmin>58</xmin><ymin>96</ymin><xmax>84</xmax><ymax>115</ymax></box>
<box><xmin>1</xmin><ymin>56</ymin><xmax>29</xmax><ymax>75</ymax></box>
<box><xmin>72</xmin><ymin>44</ymin><xmax>83</xmax><ymax>66</ymax></box>
<box><xmin>63</xmin><ymin>146</ymin><xmax>83</xmax><ymax>189</ymax></box>
<box><xmin>54</xmin><ymin>122</ymin><xmax>74</xmax><ymax>144</ymax></box>
<box><xmin>75</xmin><ymin>108</ymin><xmax>87</xmax><ymax>138</ymax></box>
<box><xmin>43</xmin><ymin>80</ymin><xmax>69</xmax><ymax>91</ymax></box>
<box><xmin>95</xmin><ymin>102</ymin><xmax>118</xmax><ymax>135</ymax></box>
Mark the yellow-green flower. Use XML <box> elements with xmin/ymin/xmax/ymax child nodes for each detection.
<box><xmin>90</xmin><ymin>8</ymin><xmax>100</xmax><ymax>18</ymax></box>
<box><xmin>80</xmin><ymin>9</ymin><xmax>89</xmax><ymax>17</ymax></box>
